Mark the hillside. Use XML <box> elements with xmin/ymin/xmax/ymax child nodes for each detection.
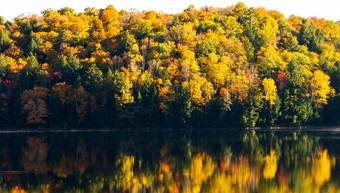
<box><xmin>0</xmin><ymin>3</ymin><xmax>339</xmax><ymax>128</ymax></box>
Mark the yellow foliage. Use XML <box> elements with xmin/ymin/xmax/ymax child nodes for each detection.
<box><xmin>222</xmin><ymin>16</ymin><xmax>243</xmax><ymax>36</ymax></box>
<box><xmin>183</xmin><ymin>74</ymin><xmax>216</xmax><ymax>106</ymax></box>
<box><xmin>158</xmin><ymin>86</ymin><xmax>174</xmax><ymax>114</ymax></box>
<box><xmin>100</xmin><ymin>5</ymin><xmax>121</xmax><ymax>38</ymax></box>
<box><xmin>262</xmin><ymin>78</ymin><xmax>278</xmax><ymax>106</ymax></box>
<box><xmin>12</xmin><ymin>58</ymin><xmax>27</xmax><ymax>73</ymax></box>
<box><xmin>179</xmin><ymin>46</ymin><xmax>200</xmax><ymax>80</ymax></box>
<box><xmin>257</xmin><ymin>45</ymin><xmax>286</xmax><ymax>72</ymax></box>
<box><xmin>39</xmin><ymin>41</ymin><xmax>54</xmax><ymax>55</ymax></box>
<box><xmin>258</xmin><ymin>16</ymin><xmax>279</xmax><ymax>46</ymax></box>
<box><xmin>206</xmin><ymin>53</ymin><xmax>232</xmax><ymax>88</ymax></box>
<box><xmin>115</xmin><ymin>72</ymin><xmax>134</xmax><ymax>106</ymax></box>
<box><xmin>310</xmin><ymin>70</ymin><xmax>335</xmax><ymax>105</ymax></box>
<box><xmin>231</xmin><ymin>74</ymin><xmax>250</xmax><ymax>102</ymax></box>
<box><xmin>309</xmin><ymin>52</ymin><xmax>320</xmax><ymax>66</ymax></box>
<box><xmin>169</xmin><ymin>24</ymin><xmax>196</xmax><ymax>48</ymax></box>
<box><xmin>91</xmin><ymin>49</ymin><xmax>110</xmax><ymax>65</ymax></box>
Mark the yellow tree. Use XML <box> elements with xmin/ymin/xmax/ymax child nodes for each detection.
<box><xmin>205</xmin><ymin>53</ymin><xmax>232</xmax><ymax>89</ymax></box>
<box><xmin>258</xmin><ymin>16</ymin><xmax>279</xmax><ymax>47</ymax></box>
<box><xmin>257</xmin><ymin>45</ymin><xmax>286</xmax><ymax>77</ymax></box>
<box><xmin>158</xmin><ymin>86</ymin><xmax>173</xmax><ymax>114</ymax></box>
<box><xmin>169</xmin><ymin>25</ymin><xmax>196</xmax><ymax>48</ymax></box>
<box><xmin>182</xmin><ymin>74</ymin><xmax>215</xmax><ymax>106</ymax></box>
<box><xmin>115</xmin><ymin>72</ymin><xmax>134</xmax><ymax>106</ymax></box>
<box><xmin>222</xmin><ymin>16</ymin><xmax>243</xmax><ymax>37</ymax></box>
<box><xmin>178</xmin><ymin>45</ymin><xmax>200</xmax><ymax>81</ymax></box>
<box><xmin>310</xmin><ymin>70</ymin><xmax>335</xmax><ymax>106</ymax></box>
<box><xmin>20</xmin><ymin>87</ymin><xmax>50</xmax><ymax>124</ymax></box>
<box><xmin>262</xmin><ymin>78</ymin><xmax>278</xmax><ymax>106</ymax></box>
<box><xmin>100</xmin><ymin>5</ymin><xmax>121</xmax><ymax>38</ymax></box>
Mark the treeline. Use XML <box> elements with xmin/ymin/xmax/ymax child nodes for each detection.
<box><xmin>0</xmin><ymin>3</ymin><xmax>339</xmax><ymax>129</ymax></box>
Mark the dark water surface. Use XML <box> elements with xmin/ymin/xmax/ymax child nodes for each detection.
<box><xmin>0</xmin><ymin>129</ymin><xmax>339</xmax><ymax>192</ymax></box>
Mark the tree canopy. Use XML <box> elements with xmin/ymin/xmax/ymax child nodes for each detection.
<box><xmin>0</xmin><ymin>3</ymin><xmax>339</xmax><ymax>128</ymax></box>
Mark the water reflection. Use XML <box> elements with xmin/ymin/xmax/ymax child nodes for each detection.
<box><xmin>0</xmin><ymin>130</ymin><xmax>338</xmax><ymax>192</ymax></box>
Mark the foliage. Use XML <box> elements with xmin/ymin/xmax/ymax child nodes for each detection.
<box><xmin>0</xmin><ymin>3</ymin><xmax>339</xmax><ymax>128</ymax></box>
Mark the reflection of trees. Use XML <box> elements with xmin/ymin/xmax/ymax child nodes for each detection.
<box><xmin>243</xmin><ymin>130</ymin><xmax>264</xmax><ymax>164</ymax></box>
<box><xmin>21</xmin><ymin>136</ymin><xmax>49</xmax><ymax>174</ymax></box>
<box><xmin>189</xmin><ymin>153</ymin><xmax>216</xmax><ymax>193</ymax></box>
<box><xmin>263</xmin><ymin>150</ymin><xmax>277</xmax><ymax>179</ymax></box>
<box><xmin>205</xmin><ymin>172</ymin><xmax>232</xmax><ymax>193</ymax></box>
<box><xmin>1</xmin><ymin>131</ymin><xmax>339</xmax><ymax>192</ymax></box>
<box><xmin>283</xmin><ymin>133</ymin><xmax>319</xmax><ymax>167</ymax></box>
<box><xmin>114</xmin><ymin>154</ymin><xmax>135</xmax><ymax>191</ymax></box>
<box><xmin>313</xmin><ymin>150</ymin><xmax>331</xmax><ymax>186</ymax></box>
<box><xmin>53</xmin><ymin>154</ymin><xmax>76</xmax><ymax>178</ymax></box>
<box><xmin>76</xmin><ymin>138</ymin><xmax>89</xmax><ymax>174</ymax></box>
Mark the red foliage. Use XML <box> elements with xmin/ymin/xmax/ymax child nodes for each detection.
<box><xmin>219</xmin><ymin>87</ymin><xmax>228</xmax><ymax>99</ymax></box>
<box><xmin>292</xmin><ymin>22</ymin><xmax>300</xmax><ymax>31</ymax></box>
<box><xmin>276</xmin><ymin>70</ymin><xmax>288</xmax><ymax>90</ymax></box>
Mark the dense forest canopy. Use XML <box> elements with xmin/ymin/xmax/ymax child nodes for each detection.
<box><xmin>0</xmin><ymin>3</ymin><xmax>339</xmax><ymax>128</ymax></box>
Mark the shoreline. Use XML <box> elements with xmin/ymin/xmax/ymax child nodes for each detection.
<box><xmin>0</xmin><ymin>126</ymin><xmax>339</xmax><ymax>133</ymax></box>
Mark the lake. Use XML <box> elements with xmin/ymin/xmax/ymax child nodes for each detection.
<box><xmin>0</xmin><ymin>129</ymin><xmax>339</xmax><ymax>192</ymax></box>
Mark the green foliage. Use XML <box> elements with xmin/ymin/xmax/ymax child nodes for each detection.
<box><xmin>0</xmin><ymin>29</ymin><xmax>11</xmax><ymax>52</ymax></box>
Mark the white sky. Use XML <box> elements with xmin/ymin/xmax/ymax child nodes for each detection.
<box><xmin>0</xmin><ymin>0</ymin><xmax>340</xmax><ymax>21</ymax></box>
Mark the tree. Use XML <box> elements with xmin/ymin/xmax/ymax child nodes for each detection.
<box><xmin>20</xmin><ymin>54</ymin><xmax>45</xmax><ymax>90</ymax></box>
<box><xmin>240</xmin><ymin>89</ymin><xmax>264</xmax><ymax>127</ymax></box>
<box><xmin>0</xmin><ymin>29</ymin><xmax>11</xmax><ymax>52</ymax></box>
<box><xmin>60</xmin><ymin>52</ymin><xmax>83</xmax><ymax>88</ymax></box>
<box><xmin>168</xmin><ymin>87</ymin><xmax>193</xmax><ymax>128</ymax></box>
<box><xmin>298</xmin><ymin>20</ymin><xmax>325</xmax><ymax>53</ymax></box>
<box><xmin>114</xmin><ymin>71</ymin><xmax>135</xmax><ymax>127</ymax></box>
<box><xmin>257</xmin><ymin>45</ymin><xmax>286</xmax><ymax>78</ymax></box>
<box><xmin>100</xmin><ymin>5</ymin><xmax>120</xmax><ymax>38</ymax></box>
<box><xmin>280</xmin><ymin>58</ymin><xmax>314</xmax><ymax>125</ymax></box>
<box><xmin>262</xmin><ymin>78</ymin><xmax>278</xmax><ymax>106</ymax></box>
<box><xmin>310</xmin><ymin>70</ymin><xmax>334</xmax><ymax>106</ymax></box>
<box><xmin>20</xmin><ymin>87</ymin><xmax>50</xmax><ymax>125</ymax></box>
<box><xmin>182</xmin><ymin>74</ymin><xmax>215</xmax><ymax>107</ymax></box>
<box><xmin>169</xmin><ymin>25</ymin><xmax>196</xmax><ymax>47</ymax></box>
<box><xmin>204</xmin><ymin>53</ymin><xmax>231</xmax><ymax>89</ymax></box>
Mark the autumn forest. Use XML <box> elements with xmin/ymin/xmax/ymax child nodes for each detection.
<box><xmin>0</xmin><ymin>3</ymin><xmax>339</xmax><ymax>128</ymax></box>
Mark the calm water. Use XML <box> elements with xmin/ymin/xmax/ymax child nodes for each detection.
<box><xmin>0</xmin><ymin>129</ymin><xmax>339</xmax><ymax>193</ymax></box>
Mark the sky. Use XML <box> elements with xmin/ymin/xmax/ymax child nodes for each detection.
<box><xmin>0</xmin><ymin>0</ymin><xmax>340</xmax><ymax>21</ymax></box>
